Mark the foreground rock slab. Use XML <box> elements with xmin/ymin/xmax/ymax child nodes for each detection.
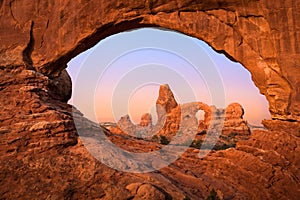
<box><xmin>0</xmin><ymin>68</ymin><xmax>299</xmax><ymax>199</ymax></box>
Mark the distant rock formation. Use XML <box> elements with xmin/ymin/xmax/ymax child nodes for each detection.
<box><xmin>117</xmin><ymin>115</ymin><xmax>136</xmax><ymax>135</ymax></box>
<box><xmin>223</xmin><ymin>103</ymin><xmax>250</xmax><ymax>134</ymax></box>
<box><xmin>111</xmin><ymin>84</ymin><xmax>251</xmax><ymax>148</ymax></box>
<box><xmin>139</xmin><ymin>113</ymin><xmax>152</xmax><ymax>127</ymax></box>
<box><xmin>1</xmin><ymin>1</ymin><xmax>300</xmax><ymax>199</ymax></box>
<box><xmin>156</xmin><ymin>84</ymin><xmax>178</xmax><ymax>116</ymax></box>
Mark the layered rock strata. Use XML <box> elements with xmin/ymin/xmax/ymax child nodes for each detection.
<box><xmin>0</xmin><ymin>0</ymin><xmax>300</xmax><ymax>199</ymax></box>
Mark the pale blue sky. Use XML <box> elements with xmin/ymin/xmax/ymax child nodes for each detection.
<box><xmin>67</xmin><ymin>28</ymin><xmax>270</xmax><ymax>125</ymax></box>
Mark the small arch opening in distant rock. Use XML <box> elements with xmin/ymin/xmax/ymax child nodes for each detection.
<box><xmin>196</xmin><ymin>110</ymin><xmax>205</xmax><ymax>122</ymax></box>
<box><xmin>66</xmin><ymin>28</ymin><xmax>270</xmax><ymax>127</ymax></box>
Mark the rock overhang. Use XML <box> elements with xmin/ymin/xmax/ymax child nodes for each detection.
<box><xmin>1</xmin><ymin>0</ymin><xmax>299</xmax><ymax>121</ymax></box>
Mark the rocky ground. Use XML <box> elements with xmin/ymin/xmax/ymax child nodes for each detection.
<box><xmin>0</xmin><ymin>67</ymin><xmax>299</xmax><ymax>199</ymax></box>
<box><xmin>1</xmin><ymin>0</ymin><xmax>300</xmax><ymax>199</ymax></box>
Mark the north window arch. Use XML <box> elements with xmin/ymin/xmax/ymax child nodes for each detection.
<box><xmin>2</xmin><ymin>1</ymin><xmax>296</xmax><ymax>121</ymax></box>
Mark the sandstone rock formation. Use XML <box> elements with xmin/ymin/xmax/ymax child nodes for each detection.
<box><xmin>126</xmin><ymin>183</ymin><xmax>168</xmax><ymax>200</ymax></box>
<box><xmin>0</xmin><ymin>1</ymin><xmax>299</xmax><ymax>199</ymax></box>
<box><xmin>223</xmin><ymin>103</ymin><xmax>250</xmax><ymax>134</ymax></box>
<box><xmin>1</xmin><ymin>0</ymin><xmax>299</xmax><ymax>122</ymax></box>
<box><xmin>0</xmin><ymin>67</ymin><xmax>299</xmax><ymax>199</ymax></box>
<box><xmin>204</xmin><ymin>103</ymin><xmax>250</xmax><ymax>149</ymax></box>
<box><xmin>156</xmin><ymin>84</ymin><xmax>178</xmax><ymax>119</ymax></box>
<box><xmin>139</xmin><ymin>113</ymin><xmax>152</xmax><ymax>127</ymax></box>
<box><xmin>114</xmin><ymin>84</ymin><xmax>250</xmax><ymax>149</ymax></box>
<box><xmin>226</xmin><ymin>103</ymin><xmax>244</xmax><ymax>119</ymax></box>
<box><xmin>117</xmin><ymin>114</ymin><xmax>136</xmax><ymax>135</ymax></box>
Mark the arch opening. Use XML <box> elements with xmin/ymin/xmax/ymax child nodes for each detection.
<box><xmin>67</xmin><ymin>28</ymin><xmax>270</xmax><ymax>127</ymax></box>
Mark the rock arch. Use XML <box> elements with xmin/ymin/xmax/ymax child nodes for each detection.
<box><xmin>1</xmin><ymin>0</ymin><xmax>299</xmax><ymax>121</ymax></box>
<box><xmin>0</xmin><ymin>1</ymin><xmax>299</xmax><ymax>199</ymax></box>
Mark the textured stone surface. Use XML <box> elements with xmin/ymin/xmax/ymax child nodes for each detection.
<box><xmin>156</xmin><ymin>84</ymin><xmax>178</xmax><ymax>117</ymax></box>
<box><xmin>0</xmin><ymin>67</ymin><xmax>299</xmax><ymax>199</ymax></box>
<box><xmin>117</xmin><ymin>114</ymin><xmax>136</xmax><ymax>135</ymax></box>
<box><xmin>225</xmin><ymin>103</ymin><xmax>244</xmax><ymax>119</ymax></box>
<box><xmin>1</xmin><ymin>0</ymin><xmax>299</xmax><ymax>121</ymax></box>
<box><xmin>126</xmin><ymin>183</ymin><xmax>167</xmax><ymax>200</ymax></box>
<box><xmin>0</xmin><ymin>0</ymin><xmax>300</xmax><ymax>199</ymax></box>
<box><xmin>0</xmin><ymin>67</ymin><xmax>181</xmax><ymax>199</ymax></box>
<box><xmin>139</xmin><ymin>113</ymin><xmax>152</xmax><ymax>127</ymax></box>
<box><xmin>223</xmin><ymin>103</ymin><xmax>250</xmax><ymax>134</ymax></box>
<box><xmin>115</xmin><ymin>85</ymin><xmax>250</xmax><ymax>148</ymax></box>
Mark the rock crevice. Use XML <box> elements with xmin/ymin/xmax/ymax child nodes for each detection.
<box><xmin>22</xmin><ymin>20</ymin><xmax>35</xmax><ymax>69</ymax></box>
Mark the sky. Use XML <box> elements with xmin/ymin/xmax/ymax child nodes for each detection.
<box><xmin>67</xmin><ymin>28</ymin><xmax>270</xmax><ymax>125</ymax></box>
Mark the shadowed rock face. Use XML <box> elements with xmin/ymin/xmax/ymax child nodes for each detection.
<box><xmin>0</xmin><ymin>0</ymin><xmax>300</xmax><ymax>199</ymax></box>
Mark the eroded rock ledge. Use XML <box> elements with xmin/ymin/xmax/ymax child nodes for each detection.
<box><xmin>0</xmin><ymin>67</ymin><xmax>299</xmax><ymax>199</ymax></box>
